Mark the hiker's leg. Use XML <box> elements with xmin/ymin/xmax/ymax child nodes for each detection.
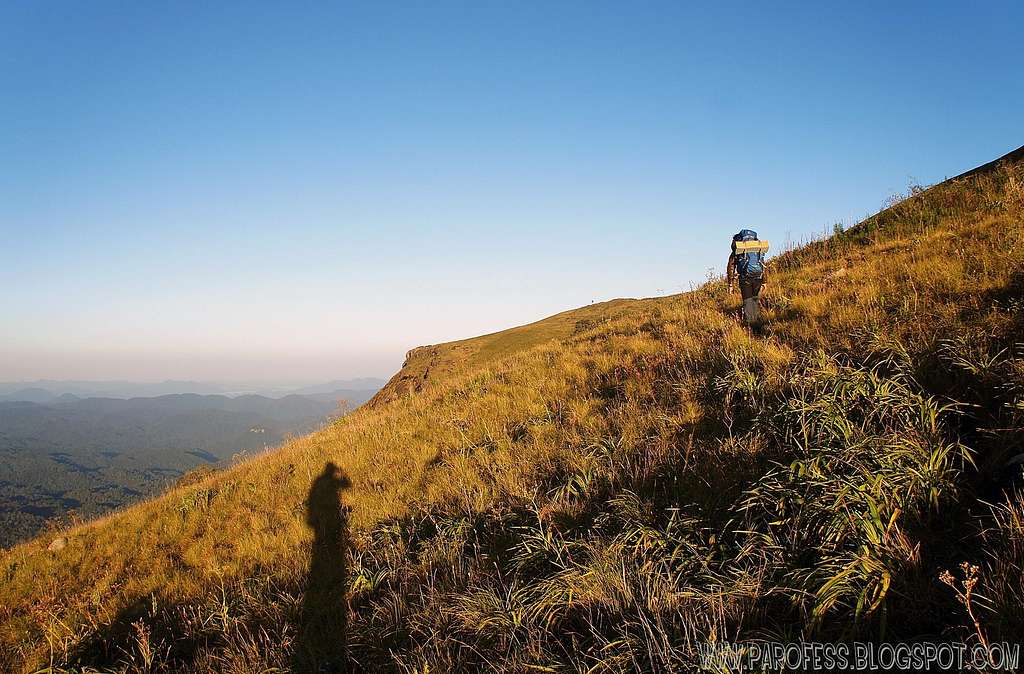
<box><xmin>748</xmin><ymin>280</ymin><xmax>762</xmax><ymax>323</ymax></box>
<box><xmin>740</xmin><ymin>281</ymin><xmax>754</xmax><ymax>323</ymax></box>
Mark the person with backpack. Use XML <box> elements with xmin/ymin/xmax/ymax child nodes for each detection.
<box><xmin>727</xmin><ymin>229</ymin><xmax>769</xmax><ymax>325</ymax></box>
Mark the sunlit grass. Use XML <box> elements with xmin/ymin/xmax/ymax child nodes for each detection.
<box><xmin>1</xmin><ymin>160</ymin><xmax>1022</xmax><ymax>671</ymax></box>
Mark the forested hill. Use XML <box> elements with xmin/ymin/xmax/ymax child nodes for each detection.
<box><xmin>0</xmin><ymin>388</ymin><xmax>378</xmax><ymax>548</ymax></box>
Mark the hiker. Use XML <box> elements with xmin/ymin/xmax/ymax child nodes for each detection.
<box><xmin>727</xmin><ymin>229</ymin><xmax>769</xmax><ymax>324</ymax></box>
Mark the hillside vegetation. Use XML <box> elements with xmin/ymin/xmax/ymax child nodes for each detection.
<box><xmin>1</xmin><ymin>150</ymin><xmax>1023</xmax><ymax>672</ymax></box>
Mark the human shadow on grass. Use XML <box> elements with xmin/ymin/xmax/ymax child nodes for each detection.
<box><xmin>293</xmin><ymin>461</ymin><xmax>352</xmax><ymax>673</ymax></box>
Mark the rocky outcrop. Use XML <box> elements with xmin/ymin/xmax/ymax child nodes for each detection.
<box><xmin>366</xmin><ymin>345</ymin><xmax>441</xmax><ymax>408</ymax></box>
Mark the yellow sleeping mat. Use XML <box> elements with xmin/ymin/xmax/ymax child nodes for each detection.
<box><xmin>733</xmin><ymin>239</ymin><xmax>770</xmax><ymax>253</ymax></box>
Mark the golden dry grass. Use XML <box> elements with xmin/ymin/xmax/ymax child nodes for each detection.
<box><xmin>1</xmin><ymin>158</ymin><xmax>1022</xmax><ymax>672</ymax></box>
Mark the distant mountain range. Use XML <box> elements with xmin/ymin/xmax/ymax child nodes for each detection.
<box><xmin>286</xmin><ymin>378</ymin><xmax>390</xmax><ymax>395</ymax></box>
<box><xmin>0</xmin><ymin>378</ymin><xmax>388</xmax><ymax>403</ymax></box>
<box><xmin>0</xmin><ymin>382</ymin><xmax>383</xmax><ymax>547</ymax></box>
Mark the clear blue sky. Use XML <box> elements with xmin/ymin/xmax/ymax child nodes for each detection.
<box><xmin>1</xmin><ymin>1</ymin><xmax>1021</xmax><ymax>382</ymax></box>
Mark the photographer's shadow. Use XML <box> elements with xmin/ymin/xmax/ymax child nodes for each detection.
<box><xmin>294</xmin><ymin>462</ymin><xmax>351</xmax><ymax>673</ymax></box>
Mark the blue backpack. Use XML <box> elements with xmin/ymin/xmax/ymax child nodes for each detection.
<box><xmin>732</xmin><ymin>229</ymin><xmax>764</xmax><ymax>280</ymax></box>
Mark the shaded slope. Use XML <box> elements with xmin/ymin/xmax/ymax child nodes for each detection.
<box><xmin>952</xmin><ymin>142</ymin><xmax>1024</xmax><ymax>181</ymax></box>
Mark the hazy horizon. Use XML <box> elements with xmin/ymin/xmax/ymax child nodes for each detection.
<box><xmin>3</xmin><ymin>2</ymin><xmax>1022</xmax><ymax>382</ymax></box>
<box><xmin>0</xmin><ymin>376</ymin><xmax>388</xmax><ymax>387</ymax></box>
<box><xmin>0</xmin><ymin>347</ymin><xmax>400</xmax><ymax>382</ymax></box>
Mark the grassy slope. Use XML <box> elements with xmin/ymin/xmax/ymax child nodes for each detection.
<box><xmin>368</xmin><ymin>298</ymin><xmax>638</xmax><ymax>406</ymax></box>
<box><xmin>1</xmin><ymin>154</ymin><xmax>1023</xmax><ymax>672</ymax></box>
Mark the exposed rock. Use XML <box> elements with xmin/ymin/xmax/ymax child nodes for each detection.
<box><xmin>47</xmin><ymin>537</ymin><xmax>66</xmax><ymax>552</ymax></box>
<box><xmin>367</xmin><ymin>345</ymin><xmax>440</xmax><ymax>408</ymax></box>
